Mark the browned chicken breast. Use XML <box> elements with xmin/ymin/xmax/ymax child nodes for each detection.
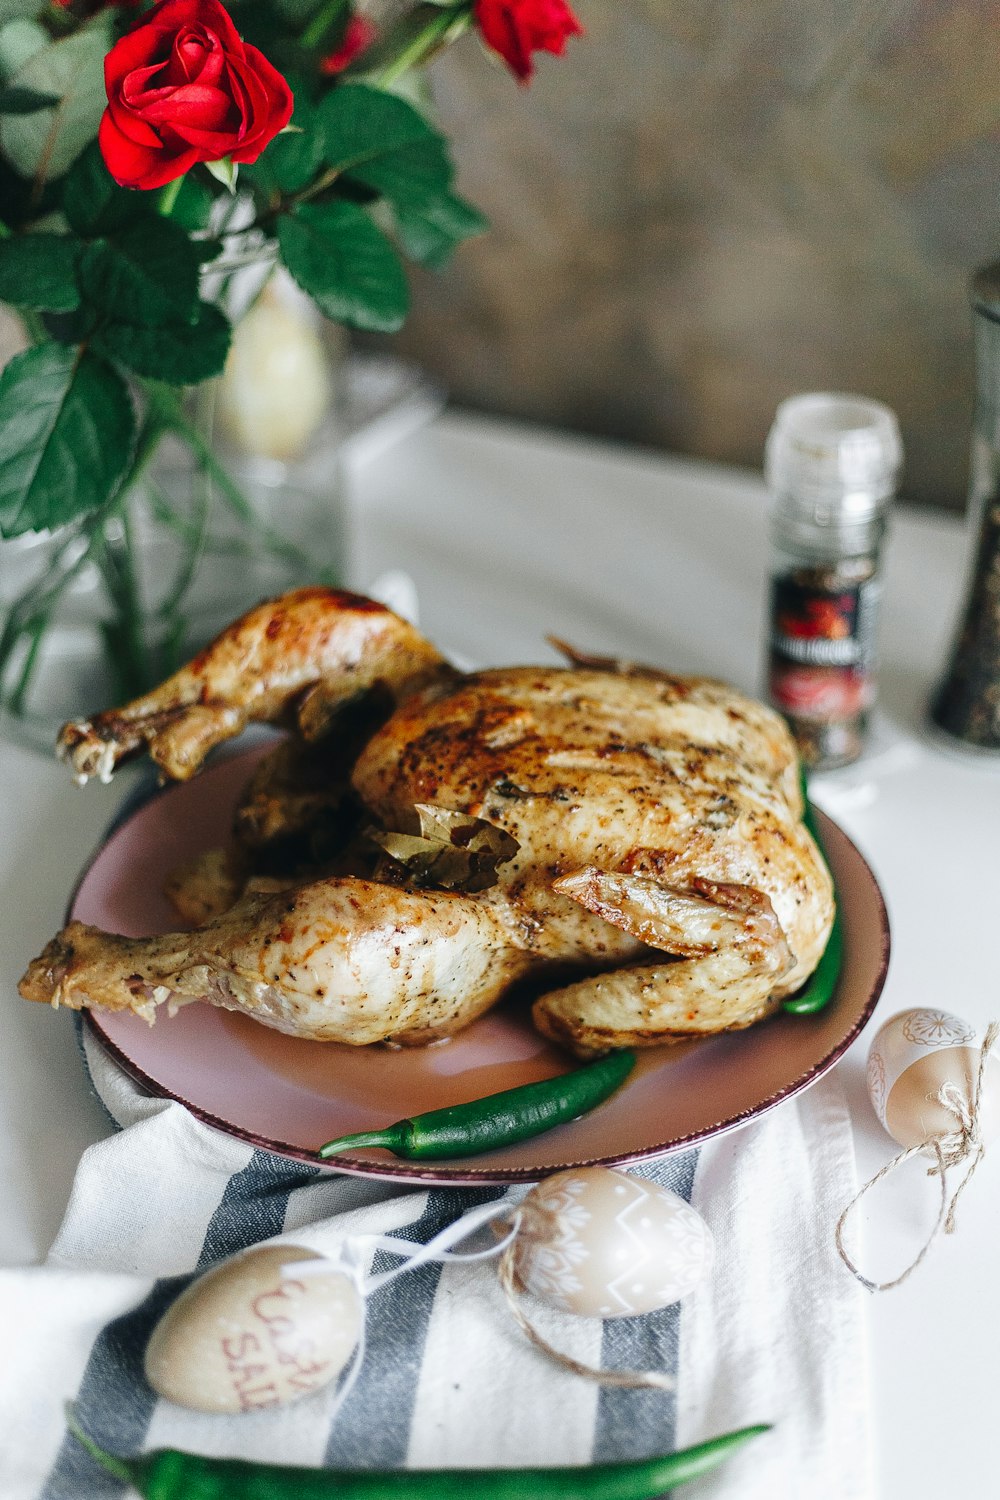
<box><xmin>19</xmin><ymin>589</ymin><xmax>834</xmax><ymax>1055</ymax></box>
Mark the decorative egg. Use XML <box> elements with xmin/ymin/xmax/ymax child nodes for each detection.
<box><xmin>144</xmin><ymin>1245</ymin><xmax>362</xmax><ymax>1414</ymax></box>
<box><xmin>512</xmin><ymin>1166</ymin><xmax>713</xmax><ymax>1318</ymax></box>
<box><xmin>215</xmin><ymin>275</ymin><xmax>335</xmax><ymax>461</ymax></box>
<box><xmin>866</xmin><ymin>1009</ymin><xmax>1000</xmax><ymax>1152</ymax></box>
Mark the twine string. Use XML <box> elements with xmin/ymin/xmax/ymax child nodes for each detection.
<box><xmin>288</xmin><ymin>1202</ymin><xmax>675</xmax><ymax>1392</ymax></box>
<box><xmin>836</xmin><ymin>1021</ymin><xmax>999</xmax><ymax>1292</ymax></box>
<box><xmin>496</xmin><ymin>1241</ymin><xmax>675</xmax><ymax>1392</ymax></box>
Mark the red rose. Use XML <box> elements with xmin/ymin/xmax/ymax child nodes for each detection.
<box><xmin>98</xmin><ymin>0</ymin><xmax>293</xmax><ymax>191</ymax></box>
<box><xmin>320</xmin><ymin>14</ymin><xmax>378</xmax><ymax>76</ymax></box>
<box><xmin>474</xmin><ymin>0</ymin><xmax>582</xmax><ymax>82</ymax></box>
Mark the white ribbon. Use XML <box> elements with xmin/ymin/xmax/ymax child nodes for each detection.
<box><xmin>280</xmin><ymin>1198</ymin><xmax>520</xmax><ymax>1423</ymax></box>
<box><xmin>283</xmin><ymin>1196</ymin><xmax>519</xmax><ymax>1294</ymax></box>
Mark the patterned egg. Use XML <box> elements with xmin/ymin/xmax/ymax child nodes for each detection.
<box><xmin>144</xmin><ymin>1245</ymin><xmax>362</xmax><ymax>1414</ymax></box>
<box><xmin>866</xmin><ymin>1008</ymin><xmax>1000</xmax><ymax>1152</ymax></box>
<box><xmin>512</xmin><ymin>1166</ymin><xmax>713</xmax><ymax>1318</ymax></box>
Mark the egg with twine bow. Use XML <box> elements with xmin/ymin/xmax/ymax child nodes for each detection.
<box><xmin>509</xmin><ymin>1166</ymin><xmax>713</xmax><ymax>1318</ymax></box>
<box><xmin>865</xmin><ymin>1009</ymin><xmax>1000</xmax><ymax>1152</ymax></box>
<box><xmin>836</xmin><ymin>1008</ymin><xmax>1000</xmax><ymax>1292</ymax></box>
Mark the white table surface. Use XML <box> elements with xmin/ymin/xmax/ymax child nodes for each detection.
<box><xmin>2</xmin><ymin>409</ymin><xmax>997</xmax><ymax>1497</ymax></box>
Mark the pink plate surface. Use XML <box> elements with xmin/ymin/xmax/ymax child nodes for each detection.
<box><xmin>76</xmin><ymin>748</ymin><xmax>889</xmax><ymax>1183</ymax></box>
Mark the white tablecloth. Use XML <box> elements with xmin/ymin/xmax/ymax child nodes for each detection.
<box><xmin>3</xmin><ymin>410</ymin><xmax>999</xmax><ymax>1499</ymax></box>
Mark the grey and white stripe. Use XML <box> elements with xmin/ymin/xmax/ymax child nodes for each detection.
<box><xmin>326</xmin><ymin>1186</ymin><xmax>506</xmax><ymax>1469</ymax></box>
<box><xmin>593</xmin><ymin>1149</ymin><xmax>699</xmax><ymax>1463</ymax></box>
<box><xmin>40</xmin><ymin>1149</ymin><xmax>321</xmax><ymax>1498</ymax></box>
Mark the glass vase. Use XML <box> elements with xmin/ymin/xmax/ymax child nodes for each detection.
<box><xmin>929</xmin><ymin>262</ymin><xmax>1000</xmax><ymax>750</ymax></box>
<box><xmin>0</xmin><ymin>280</ymin><xmax>347</xmax><ymax>754</ymax></box>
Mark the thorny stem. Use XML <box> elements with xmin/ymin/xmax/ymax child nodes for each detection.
<box><xmin>300</xmin><ymin>0</ymin><xmax>351</xmax><ymax>52</ymax></box>
<box><xmin>154</xmin><ymin>389</ymin><xmax>329</xmax><ymax>578</ymax></box>
<box><xmin>0</xmin><ymin>398</ymin><xmax>174</xmax><ymax>714</ymax></box>
<box><xmin>93</xmin><ymin>500</ymin><xmax>149</xmax><ymax>699</ymax></box>
<box><xmin>370</xmin><ymin>4</ymin><xmax>474</xmax><ymax>88</ymax></box>
<box><xmin>286</xmin><ymin>166</ymin><xmax>340</xmax><ymax>209</ymax></box>
<box><xmin>150</xmin><ymin>392</ymin><xmax>217</xmax><ymax>653</ymax></box>
<box><xmin>1</xmin><ymin>515</ymin><xmax>118</xmax><ymax>717</ymax></box>
<box><xmin>157</xmin><ymin>176</ymin><xmax>185</xmax><ymax>216</ymax></box>
<box><xmin>7</xmin><ymin>614</ymin><xmax>48</xmax><ymax>717</ymax></box>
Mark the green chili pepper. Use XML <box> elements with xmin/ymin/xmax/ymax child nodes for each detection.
<box><xmin>318</xmin><ymin>1049</ymin><xmax>636</xmax><ymax>1161</ymax></box>
<box><xmin>782</xmin><ymin>769</ymin><xmax>843</xmax><ymax>1016</ymax></box>
<box><xmin>69</xmin><ymin>1411</ymin><xmax>770</xmax><ymax>1499</ymax></box>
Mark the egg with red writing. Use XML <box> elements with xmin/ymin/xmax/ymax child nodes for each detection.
<box><xmin>511</xmin><ymin>1166</ymin><xmax>712</xmax><ymax>1318</ymax></box>
<box><xmin>144</xmin><ymin>1244</ymin><xmax>362</xmax><ymax>1414</ymax></box>
<box><xmin>866</xmin><ymin>1009</ymin><xmax>1000</xmax><ymax>1152</ymax></box>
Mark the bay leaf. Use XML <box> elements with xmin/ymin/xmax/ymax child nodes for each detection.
<box><xmin>368</xmin><ymin>807</ymin><xmax>518</xmax><ymax>892</ymax></box>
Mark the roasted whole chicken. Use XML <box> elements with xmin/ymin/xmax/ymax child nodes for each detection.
<box><xmin>19</xmin><ymin>588</ymin><xmax>834</xmax><ymax>1055</ymax></box>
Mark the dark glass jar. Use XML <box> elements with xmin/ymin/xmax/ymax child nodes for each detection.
<box><xmin>930</xmin><ymin>263</ymin><xmax>1000</xmax><ymax>749</ymax></box>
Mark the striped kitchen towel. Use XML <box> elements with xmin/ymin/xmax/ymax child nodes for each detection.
<box><xmin>0</xmin><ymin>1026</ymin><xmax>874</xmax><ymax>1500</ymax></box>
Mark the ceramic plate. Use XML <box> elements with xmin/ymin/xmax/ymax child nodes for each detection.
<box><xmin>75</xmin><ymin>748</ymin><xmax>889</xmax><ymax>1183</ymax></box>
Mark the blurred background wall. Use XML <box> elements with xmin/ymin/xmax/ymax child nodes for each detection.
<box><xmin>387</xmin><ymin>0</ymin><xmax>1000</xmax><ymax>511</ymax></box>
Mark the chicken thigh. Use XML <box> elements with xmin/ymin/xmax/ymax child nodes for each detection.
<box><xmin>20</xmin><ymin>588</ymin><xmax>834</xmax><ymax>1054</ymax></box>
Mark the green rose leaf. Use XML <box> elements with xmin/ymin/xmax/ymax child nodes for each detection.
<box><xmin>318</xmin><ymin>83</ymin><xmax>452</xmax><ymax>207</ymax></box>
<box><xmin>316</xmin><ymin>82</ymin><xmax>482</xmax><ymax>266</ymax></box>
<box><xmin>204</xmin><ymin>155</ymin><xmax>238</xmax><ymax>192</ymax></box>
<box><xmin>272</xmin><ymin>0</ymin><xmax>329</xmax><ymax>23</ymax></box>
<box><xmin>78</xmin><ymin>217</ymin><xmax>204</xmax><ymax>329</ymax></box>
<box><xmin>0</xmin><ymin>83</ymin><xmax>57</xmax><ymax>113</ymax></box>
<box><xmin>394</xmin><ymin>190</ymin><xmax>488</xmax><ymax>269</ymax></box>
<box><xmin>277</xmin><ymin>199</ymin><xmax>409</xmax><ymax>332</ymax></box>
<box><xmin>63</xmin><ymin>139</ymin><xmax>150</xmax><ymax>238</ymax></box>
<box><xmin>0</xmin><ymin>232</ymin><xmax>81</xmax><ymax>309</ymax></box>
<box><xmin>0</xmin><ymin>18</ymin><xmax>47</xmax><ymax>78</ymax></box>
<box><xmin>162</xmin><ymin>172</ymin><xmax>216</xmax><ymax>233</ymax></box>
<box><xmin>0</xmin><ymin>342</ymin><xmax>135</xmax><ymax>538</ymax></box>
<box><xmin>0</xmin><ymin>14</ymin><xmax>114</xmax><ymax>182</ymax></box>
<box><xmin>246</xmin><ymin>91</ymin><xmax>324</xmax><ymax>197</ymax></box>
<box><xmin>41</xmin><ymin>304</ymin><xmax>99</xmax><ymax>345</ymax></box>
<box><xmin>0</xmin><ymin>0</ymin><xmax>44</xmax><ymax>25</ymax></box>
<box><xmin>94</xmin><ymin>301</ymin><xmax>231</xmax><ymax>385</ymax></box>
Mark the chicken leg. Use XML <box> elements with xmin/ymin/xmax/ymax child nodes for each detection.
<box><xmin>58</xmin><ymin>587</ymin><xmax>452</xmax><ymax>784</ymax></box>
<box><xmin>19</xmin><ymin>877</ymin><xmax>531</xmax><ymax>1047</ymax></box>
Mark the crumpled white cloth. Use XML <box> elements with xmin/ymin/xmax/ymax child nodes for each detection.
<box><xmin>0</xmin><ymin>1025</ymin><xmax>874</xmax><ymax>1500</ymax></box>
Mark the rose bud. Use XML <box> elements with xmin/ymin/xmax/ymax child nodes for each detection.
<box><xmin>474</xmin><ymin>0</ymin><xmax>583</xmax><ymax>83</ymax></box>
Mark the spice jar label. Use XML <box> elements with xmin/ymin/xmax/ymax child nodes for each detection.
<box><xmin>768</xmin><ymin>573</ymin><xmax>880</xmax><ymax>723</ymax></box>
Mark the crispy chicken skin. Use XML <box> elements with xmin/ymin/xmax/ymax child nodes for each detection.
<box><xmin>19</xmin><ymin>882</ymin><xmax>530</xmax><ymax>1046</ymax></box>
<box><xmin>56</xmin><ymin>587</ymin><xmax>450</xmax><ymax>784</ymax></box>
<box><xmin>23</xmin><ymin>588</ymin><xmax>834</xmax><ymax>1054</ymax></box>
